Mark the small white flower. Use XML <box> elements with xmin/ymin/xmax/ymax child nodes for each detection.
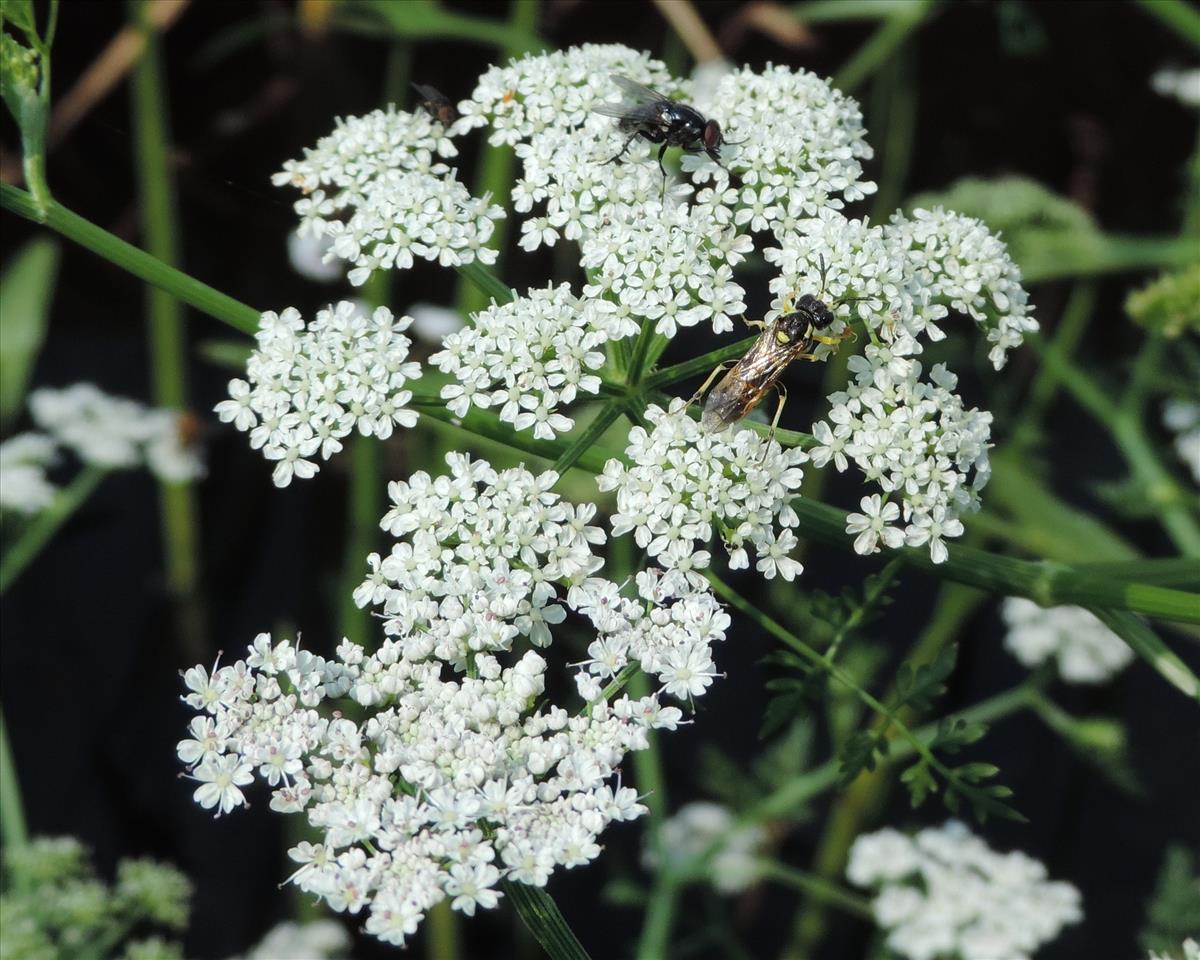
<box><xmin>644</xmin><ymin>802</ymin><xmax>766</xmax><ymax>894</ymax></box>
<box><xmin>845</xmin><ymin>494</ymin><xmax>904</xmax><ymax>555</ymax></box>
<box><xmin>0</xmin><ymin>432</ymin><xmax>58</xmax><ymax>514</ymax></box>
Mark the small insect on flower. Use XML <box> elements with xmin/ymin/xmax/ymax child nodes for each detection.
<box><xmin>696</xmin><ymin>290</ymin><xmax>854</xmax><ymax>434</ymax></box>
<box><xmin>595</xmin><ymin>75</ymin><xmax>730</xmax><ymax>181</ymax></box>
<box><xmin>412</xmin><ymin>82</ymin><xmax>457</xmax><ymax>125</ymax></box>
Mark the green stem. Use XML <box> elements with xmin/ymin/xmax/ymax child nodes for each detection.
<box><xmin>0</xmin><ymin>183</ymin><xmax>261</xmax><ymax>334</ymax></box>
<box><xmin>502</xmin><ymin>880</ymin><xmax>592</xmax><ymax>960</ymax></box>
<box><xmin>1133</xmin><ymin>0</ymin><xmax>1200</xmax><ymax>48</ymax></box>
<box><xmin>0</xmin><ymin>703</ymin><xmax>28</xmax><ymax>848</ymax></box>
<box><xmin>552</xmin><ymin>401</ymin><xmax>626</xmax><ymax>476</ymax></box>
<box><xmin>129</xmin><ymin>0</ymin><xmax>205</xmax><ymax>656</ymax></box>
<box><xmin>834</xmin><ymin>0</ymin><xmax>936</xmax><ymax>93</ymax></box>
<box><xmin>636</xmin><ymin>875</ymin><xmax>680</xmax><ymax>960</ymax></box>
<box><xmin>748</xmin><ymin>680</ymin><xmax>1031</xmax><ymax>822</ymax></box>
<box><xmin>788</xmin><ymin>497</ymin><xmax>1200</xmax><ymax>625</ymax></box>
<box><xmin>0</xmin><ymin>465</ymin><xmax>107</xmax><ymax>595</ymax></box>
<box><xmin>868</xmin><ymin>45</ymin><xmax>916</xmax><ymax>220</ymax></box>
<box><xmin>454</xmin><ymin>0</ymin><xmax>539</xmax><ymax>320</ymax></box>
<box><xmin>785</xmin><ymin>580</ymin><xmax>983</xmax><ymax>956</ymax></box>
<box><xmin>1073</xmin><ymin>558</ymin><xmax>1200</xmax><ymax>589</ymax></box>
<box><xmin>1010</xmin><ymin>283</ymin><xmax>1096</xmax><ymax>450</ymax></box>
<box><xmin>1021</xmin><ymin>234</ymin><xmax>1197</xmax><ymax>283</ymax></box>
<box><xmin>643</xmin><ymin>334</ymin><xmax>758</xmax><ymax>390</ymax></box>
<box><xmin>1029</xmin><ymin>333</ymin><xmax>1200</xmax><ymax>556</ymax></box>
<box><xmin>757</xmin><ymin>861</ymin><xmax>873</xmax><ymax>919</ymax></box>
<box><xmin>706</xmin><ymin>572</ymin><xmax>987</xmax><ymax>807</ymax></box>
<box><xmin>426</xmin><ymin>899</ymin><xmax>461</xmax><ymax>960</ymax></box>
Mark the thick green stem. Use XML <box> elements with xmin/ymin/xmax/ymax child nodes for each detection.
<box><xmin>0</xmin><ymin>465</ymin><xmax>107</xmax><ymax>595</ymax></box>
<box><xmin>129</xmin><ymin>0</ymin><xmax>205</xmax><ymax>656</ymax></box>
<box><xmin>1029</xmin><ymin>333</ymin><xmax>1200</xmax><ymax>556</ymax></box>
<box><xmin>1021</xmin><ymin>234</ymin><xmax>1197</xmax><ymax>282</ymax></box>
<box><xmin>788</xmin><ymin>497</ymin><xmax>1200</xmax><ymax>625</ymax></box>
<box><xmin>0</xmin><ymin>704</ymin><xmax>28</xmax><ymax>848</ymax></box>
<box><xmin>758</xmin><ymin>861</ymin><xmax>873</xmax><ymax>919</ymax></box>
<box><xmin>834</xmin><ymin>0</ymin><xmax>935</xmax><ymax>92</ymax></box>
<box><xmin>0</xmin><ymin>183</ymin><xmax>261</xmax><ymax>334</ymax></box>
<box><xmin>502</xmin><ymin>880</ymin><xmax>592</xmax><ymax>960</ymax></box>
<box><xmin>643</xmin><ymin>334</ymin><xmax>758</xmax><ymax>391</ymax></box>
<box><xmin>1133</xmin><ymin>0</ymin><xmax>1200</xmax><ymax>48</ymax></box>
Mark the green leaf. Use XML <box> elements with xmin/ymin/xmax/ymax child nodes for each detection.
<box><xmin>838</xmin><ymin>730</ymin><xmax>883</xmax><ymax>785</ymax></box>
<box><xmin>339</xmin><ymin>0</ymin><xmax>543</xmax><ymax>54</ymax></box>
<box><xmin>900</xmin><ymin>759</ymin><xmax>936</xmax><ymax>807</ymax></box>
<box><xmin>0</xmin><ymin>235</ymin><xmax>58</xmax><ymax>427</ymax></box>
<box><xmin>1090</xmin><ymin>607</ymin><xmax>1200</xmax><ymax>702</ymax></box>
<box><xmin>893</xmin><ymin>644</ymin><xmax>957</xmax><ymax>716</ymax></box>
<box><xmin>196</xmin><ymin>338</ymin><xmax>253</xmax><ymax>371</ymax></box>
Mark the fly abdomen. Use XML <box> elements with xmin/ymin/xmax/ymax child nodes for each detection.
<box><xmin>701</xmin><ymin>378</ymin><xmax>752</xmax><ymax>432</ymax></box>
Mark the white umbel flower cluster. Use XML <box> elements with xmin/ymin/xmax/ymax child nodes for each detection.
<box><xmin>215</xmin><ymin>302</ymin><xmax>421</xmax><ymax>487</ymax></box>
<box><xmin>1001</xmin><ymin>598</ymin><xmax>1134</xmax><ymax>684</ymax></box>
<box><xmin>815</xmin><ymin>352</ymin><xmax>991</xmax><ymax>564</ymax></box>
<box><xmin>180</xmin><ymin>454</ymin><xmax>730</xmax><ymax>947</ymax></box>
<box><xmin>847</xmin><ymin>821</ymin><xmax>1082</xmax><ymax>960</ymax></box>
<box><xmin>598</xmin><ymin>401</ymin><xmax>807</xmax><ymax>586</ymax></box>
<box><xmin>430</xmin><ymin>283</ymin><xmax>637</xmax><ymax>438</ymax></box>
<box><xmin>643</xmin><ymin>801</ymin><xmax>766</xmax><ymax>894</ymax></box>
<box><xmin>227</xmin><ymin>920</ymin><xmax>350</xmax><ymax>960</ymax></box>
<box><xmin>0</xmin><ymin>433</ymin><xmax>58</xmax><ymax>514</ymax></box>
<box><xmin>27</xmin><ymin>384</ymin><xmax>204</xmax><ymax>482</ymax></box>
<box><xmin>274</xmin><ymin>106</ymin><xmax>503</xmax><ymax>286</ymax></box>
<box><xmin>460</xmin><ymin>45</ymin><xmax>872</xmax><ymax>339</ymax></box>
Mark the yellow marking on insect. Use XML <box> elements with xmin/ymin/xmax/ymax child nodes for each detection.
<box><xmin>776</xmin><ymin>330</ymin><xmax>790</xmax><ymax>344</ymax></box>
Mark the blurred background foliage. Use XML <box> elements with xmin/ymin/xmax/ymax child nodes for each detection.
<box><xmin>1</xmin><ymin>1</ymin><xmax>1198</xmax><ymax>958</ymax></box>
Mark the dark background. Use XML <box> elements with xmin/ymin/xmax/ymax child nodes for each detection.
<box><xmin>2</xmin><ymin>1</ymin><xmax>1198</xmax><ymax>958</ymax></box>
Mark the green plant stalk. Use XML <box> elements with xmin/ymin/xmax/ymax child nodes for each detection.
<box><xmin>552</xmin><ymin>400</ymin><xmax>626</xmax><ymax>476</ymax></box>
<box><xmin>784</xmin><ymin>581</ymin><xmax>984</xmax><ymax>957</ymax></box>
<box><xmin>834</xmin><ymin>0</ymin><xmax>935</xmax><ymax>92</ymax></box>
<box><xmin>757</xmin><ymin>861</ymin><xmax>873</xmax><ymax>919</ymax></box>
<box><xmin>129</xmin><ymin>0</ymin><xmax>205</xmax><ymax>657</ymax></box>
<box><xmin>0</xmin><ymin>703</ymin><xmax>28</xmax><ymax>848</ymax></box>
<box><xmin>1009</xmin><ymin>283</ymin><xmax>1096</xmax><ymax>451</ymax></box>
<box><xmin>748</xmin><ymin>679</ymin><xmax>1032</xmax><ymax>823</ymax></box>
<box><xmin>1029</xmin><ymin>333</ymin><xmax>1200</xmax><ymax>556</ymax></box>
<box><xmin>868</xmin><ymin>44</ymin><xmax>916</xmax><ymax>220</ymax></box>
<box><xmin>794</xmin><ymin>0</ymin><xmax>913</xmax><ymax>23</ymax></box>
<box><xmin>1</xmin><ymin>183</ymin><xmax>261</xmax><ymax>333</ymax></box>
<box><xmin>1021</xmin><ymin>234</ymin><xmax>1196</xmax><ymax>282</ymax></box>
<box><xmin>707</xmin><ymin>573</ymin><xmax>1009</xmax><ymax>819</ymax></box>
<box><xmin>1133</xmin><ymin>0</ymin><xmax>1200</xmax><ymax>48</ymax></box>
<box><xmin>502</xmin><ymin>880</ymin><xmax>592</xmax><ymax>960</ymax></box>
<box><xmin>427</xmin><ymin>891</ymin><xmax>461</xmax><ymax>960</ymax></box>
<box><xmin>636</xmin><ymin>873</ymin><xmax>681</xmax><ymax>960</ymax></box>
<box><xmin>788</xmin><ymin>497</ymin><xmax>1200</xmax><ymax>626</ymax></box>
<box><xmin>454</xmin><ymin>0</ymin><xmax>540</xmax><ymax>320</ymax></box>
<box><xmin>643</xmin><ymin>334</ymin><xmax>758</xmax><ymax>390</ymax></box>
<box><xmin>0</xmin><ymin>465</ymin><xmax>107</xmax><ymax>595</ymax></box>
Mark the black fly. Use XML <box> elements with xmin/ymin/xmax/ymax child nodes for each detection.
<box><xmin>412</xmin><ymin>83</ymin><xmax>457</xmax><ymax>125</ymax></box>
<box><xmin>594</xmin><ymin>75</ymin><xmax>728</xmax><ymax>183</ymax></box>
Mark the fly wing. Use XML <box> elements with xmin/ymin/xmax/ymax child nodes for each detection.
<box><xmin>593</xmin><ymin>74</ymin><xmax>669</xmax><ymax>123</ymax></box>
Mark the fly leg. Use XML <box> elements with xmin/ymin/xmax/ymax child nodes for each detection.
<box><xmin>763</xmin><ymin>383</ymin><xmax>788</xmax><ymax>453</ymax></box>
<box><xmin>603</xmin><ymin>131</ymin><xmax>641</xmax><ymax>165</ymax></box>
<box><xmin>689</xmin><ymin>361</ymin><xmax>734</xmax><ymax>406</ymax></box>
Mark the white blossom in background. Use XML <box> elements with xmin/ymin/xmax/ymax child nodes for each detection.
<box><xmin>0</xmin><ymin>433</ymin><xmax>58</xmax><ymax>514</ymax></box>
<box><xmin>643</xmin><ymin>802</ymin><xmax>766</xmax><ymax>894</ymax></box>
<box><xmin>1163</xmin><ymin>398</ymin><xmax>1200</xmax><ymax>485</ymax></box>
<box><xmin>1152</xmin><ymin>66</ymin><xmax>1200</xmax><ymax>108</ymax></box>
<box><xmin>431</xmin><ymin>284</ymin><xmax>637</xmax><ymax>438</ymax></box>
<box><xmin>1001</xmin><ymin>598</ymin><xmax>1134</xmax><ymax>684</ymax></box>
<box><xmin>215</xmin><ymin>302</ymin><xmax>421</xmax><ymax>487</ymax></box>
<box><xmin>408</xmin><ymin>301</ymin><xmax>466</xmax><ymax>345</ymax></box>
<box><xmin>286</xmin><ymin>229</ymin><xmax>345</xmax><ymax>283</ymax></box>
<box><xmin>228</xmin><ymin>920</ymin><xmax>351</xmax><ymax>960</ymax></box>
<box><xmin>273</xmin><ymin>106</ymin><xmax>503</xmax><ymax>286</ymax></box>
<box><xmin>180</xmin><ymin>454</ymin><xmax>729</xmax><ymax>947</ymax></box>
<box><xmin>28</xmin><ymin>384</ymin><xmax>204</xmax><ymax>482</ymax></box>
<box><xmin>598</xmin><ymin>401</ymin><xmax>807</xmax><ymax>589</ymax></box>
<box><xmin>847</xmin><ymin>821</ymin><xmax>1082</xmax><ymax>960</ymax></box>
